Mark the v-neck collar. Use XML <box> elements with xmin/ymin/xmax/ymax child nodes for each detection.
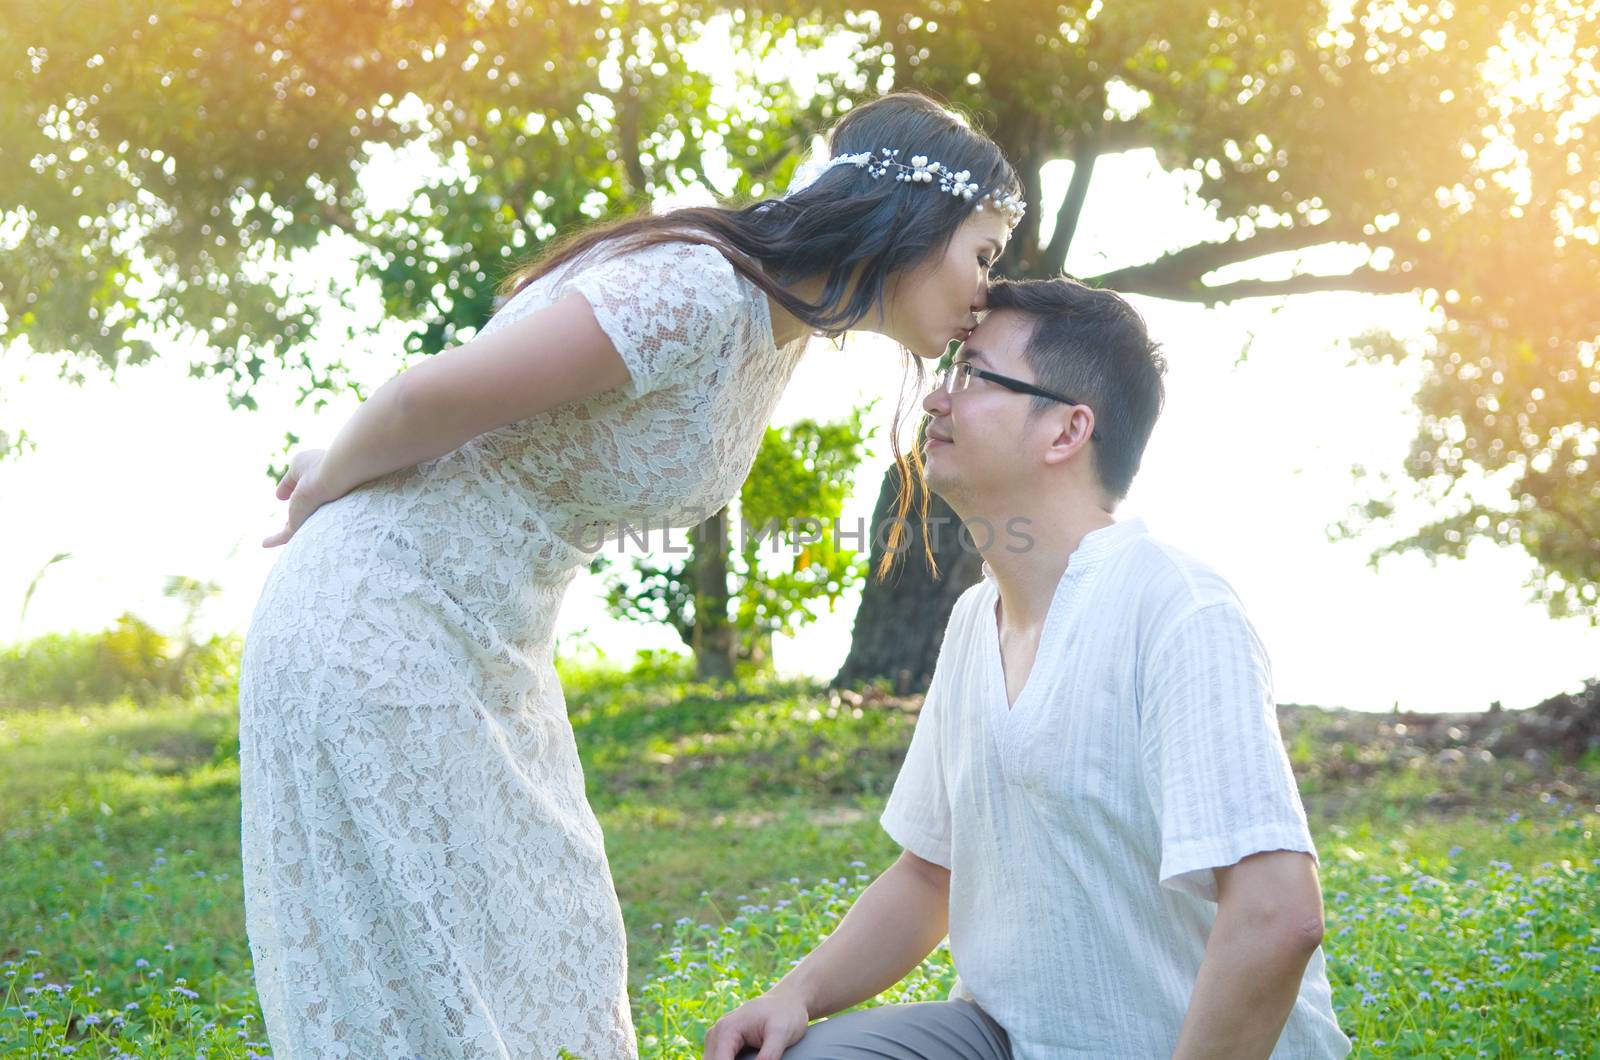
<box><xmin>981</xmin><ymin>518</ymin><xmax>1147</xmax><ymax>720</ymax></box>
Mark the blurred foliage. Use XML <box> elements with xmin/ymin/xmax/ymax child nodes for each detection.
<box><xmin>602</xmin><ymin>403</ymin><xmax>876</xmax><ymax>669</ymax></box>
<box><xmin>0</xmin><ymin>614</ymin><xmax>241</xmax><ymax>710</ymax></box>
<box><xmin>849</xmin><ymin>0</ymin><xmax>1600</xmax><ymax>623</ymax></box>
<box><xmin>1333</xmin><ymin>326</ymin><xmax>1598</xmax><ymax>622</ymax></box>
<box><xmin>734</xmin><ymin>402</ymin><xmax>876</xmax><ymax>641</ymax></box>
<box><xmin>15</xmin><ymin>550</ymin><xmax>72</xmax><ymax>637</ymax></box>
<box><xmin>3</xmin><ymin>0</ymin><xmax>1594</xmax><ymax>612</ymax></box>
<box><xmin>0</xmin><ymin>0</ymin><xmax>841</xmax><ymax>417</ymax></box>
<box><xmin>0</xmin><ymin>425</ymin><xmax>36</xmax><ymax>463</ymax></box>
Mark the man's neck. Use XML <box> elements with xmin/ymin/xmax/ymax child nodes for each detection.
<box><xmin>965</xmin><ymin>496</ymin><xmax>1116</xmax><ymax>635</ymax></box>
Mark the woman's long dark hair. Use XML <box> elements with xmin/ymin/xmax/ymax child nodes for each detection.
<box><xmin>498</xmin><ymin>89</ymin><xmax>1021</xmax><ymax>582</ymax></box>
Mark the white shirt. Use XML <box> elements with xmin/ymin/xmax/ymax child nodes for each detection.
<box><xmin>880</xmin><ymin>517</ymin><xmax>1352</xmax><ymax>1059</ymax></box>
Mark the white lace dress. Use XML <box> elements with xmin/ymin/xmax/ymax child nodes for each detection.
<box><xmin>238</xmin><ymin>239</ymin><xmax>809</xmax><ymax>1059</ymax></box>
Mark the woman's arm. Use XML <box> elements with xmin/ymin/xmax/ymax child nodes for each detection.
<box><xmin>321</xmin><ymin>289</ymin><xmax>630</xmax><ymax>498</ymax></box>
<box><xmin>264</xmin><ymin>290</ymin><xmax>630</xmax><ymax>548</ymax></box>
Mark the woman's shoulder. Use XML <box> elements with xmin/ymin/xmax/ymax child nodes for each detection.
<box><xmin>487</xmin><ymin>232</ymin><xmax>758</xmax><ymax>347</ymax></box>
<box><xmin>573</xmin><ymin>232</ymin><xmax>739</xmax><ymax>277</ymax></box>
<box><xmin>565</xmin><ymin>234</ymin><xmax>750</xmax><ymax>310</ymax></box>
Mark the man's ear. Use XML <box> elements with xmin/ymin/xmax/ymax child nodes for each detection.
<box><xmin>1043</xmin><ymin>406</ymin><xmax>1096</xmax><ymax>465</ymax></box>
<box><xmin>1068</xmin><ymin>405</ymin><xmax>1096</xmax><ymax>449</ymax></box>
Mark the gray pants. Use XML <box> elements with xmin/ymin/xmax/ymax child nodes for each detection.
<box><xmin>736</xmin><ymin>1000</ymin><xmax>1012</xmax><ymax>1059</ymax></box>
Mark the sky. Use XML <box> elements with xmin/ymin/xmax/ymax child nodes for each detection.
<box><xmin>1</xmin><ymin>117</ymin><xmax>1594</xmax><ymax>715</ymax></box>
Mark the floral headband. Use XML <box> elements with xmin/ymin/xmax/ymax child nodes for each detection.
<box><xmin>783</xmin><ymin>148</ymin><xmax>1027</xmax><ymax>228</ymax></box>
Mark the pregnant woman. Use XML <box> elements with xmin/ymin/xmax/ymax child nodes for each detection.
<box><xmin>239</xmin><ymin>89</ymin><xmax>1024</xmax><ymax>1059</ymax></box>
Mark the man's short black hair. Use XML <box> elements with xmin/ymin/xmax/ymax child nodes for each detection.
<box><xmin>984</xmin><ymin>277</ymin><xmax>1167</xmax><ymax>501</ymax></box>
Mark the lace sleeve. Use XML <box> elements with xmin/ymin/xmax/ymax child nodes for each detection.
<box><xmin>557</xmin><ymin>239</ymin><xmax>750</xmax><ymax>400</ymax></box>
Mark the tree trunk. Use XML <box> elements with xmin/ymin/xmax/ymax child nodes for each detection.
<box><xmin>691</xmin><ymin>507</ymin><xmax>736</xmax><ymax>680</ymax></box>
<box><xmin>833</xmin><ymin>462</ymin><xmax>983</xmax><ymax>693</ymax></box>
<box><xmin>834</xmin><ymin>127</ymin><xmax>1059</xmax><ymax>691</ymax></box>
<box><xmin>739</xmin><ymin>628</ymin><xmax>775</xmax><ymax>673</ymax></box>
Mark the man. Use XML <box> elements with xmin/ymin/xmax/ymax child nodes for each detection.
<box><xmin>703</xmin><ymin>278</ymin><xmax>1352</xmax><ymax>1059</ymax></box>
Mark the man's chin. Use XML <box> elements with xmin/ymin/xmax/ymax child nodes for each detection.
<box><xmin>922</xmin><ymin>464</ymin><xmax>957</xmax><ymax>503</ymax></box>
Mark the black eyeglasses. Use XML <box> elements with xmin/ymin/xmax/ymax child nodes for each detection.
<box><xmin>937</xmin><ymin>359</ymin><xmax>1102</xmax><ymax>441</ymax></box>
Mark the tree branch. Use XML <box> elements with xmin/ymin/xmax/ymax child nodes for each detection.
<box><xmin>1041</xmin><ymin>137</ymin><xmax>1097</xmax><ymax>275</ymax></box>
<box><xmin>1546</xmin><ymin>502</ymin><xmax>1600</xmax><ymax>554</ymax></box>
<box><xmin>188</xmin><ymin>10</ymin><xmax>351</xmax><ymax>106</ymax></box>
<box><xmin>316</xmin><ymin>201</ymin><xmax>361</xmax><ymax>234</ymax></box>
<box><xmin>616</xmin><ymin>87</ymin><xmax>649</xmax><ymax>198</ymax></box>
<box><xmin>1089</xmin><ymin>223</ymin><xmax>1372</xmax><ymax>290</ymax></box>
<box><xmin>1098</xmin><ymin>117</ymin><xmax>1152</xmax><ymax>154</ymax></box>
<box><xmin>1101</xmin><ymin>265</ymin><xmax>1423</xmax><ymax>305</ymax></box>
<box><xmin>747</xmin><ymin>137</ymin><xmax>803</xmax><ymax>188</ymax></box>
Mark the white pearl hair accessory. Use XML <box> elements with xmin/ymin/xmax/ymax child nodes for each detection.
<box><xmin>782</xmin><ymin>147</ymin><xmax>1026</xmax><ymax>227</ymax></box>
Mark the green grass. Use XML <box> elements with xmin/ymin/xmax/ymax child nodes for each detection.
<box><xmin>2</xmin><ymin>658</ymin><xmax>1596</xmax><ymax>1057</ymax></box>
<box><xmin>636</xmin><ymin>822</ymin><xmax>1600</xmax><ymax>1058</ymax></box>
<box><xmin>0</xmin><ymin>693</ymin><xmax>260</xmax><ymax>1057</ymax></box>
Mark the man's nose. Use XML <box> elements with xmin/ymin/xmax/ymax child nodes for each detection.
<box><xmin>922</xmin><ymin>380</ymin><xmax>949</xmax><ymax>415</ymax></box>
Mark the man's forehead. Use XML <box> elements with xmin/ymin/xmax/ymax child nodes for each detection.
<box><xmin>959</xmin><ymin>310</ymin><xmax>1031</xmax><ymax>365</ymax></box>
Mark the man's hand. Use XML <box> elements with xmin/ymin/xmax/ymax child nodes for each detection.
<box><xmin>702</xmin><ymin>851</ymin><xmax>950</xmax><ymax>1059</ymax></box>
<box><xmin>702</xmin><ymin>989</ymin><xmax>811</xmax><ymax>1060</ymax></box>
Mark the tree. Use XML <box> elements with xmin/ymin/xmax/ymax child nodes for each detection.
<box><xmin>819</xmin><ymin>0</ymin><xmax>1600</xmax><ymax>682</ymax></box>
<box><xmin>5</xmin><ymin>0</ymin><xmax>1593</xmax><ymax>668</ymax></box>
<box><xmin>834</xmin><ymin>457</ymin><xmax>984</xmax><ymax>693</ymax></box>
<box><xmin>1</xmin><ymin>1</ymin><xmax>844</xmax><ymax>452</ymax></box>
<box><xmin>2</xmin><ymin>0</ymin><xmax>856</xmax><ymax>664</ymax></box>
<box><xmin>1332</xmin><ymin>326</ymin><xmax>1599</xmax><ymax>623</ymax></box>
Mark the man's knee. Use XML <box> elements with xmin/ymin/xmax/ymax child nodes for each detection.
<box><xmin>734</xmin><ymin>1000</ymin><xmax>1009</xmax><ymax>1060</ymax></box>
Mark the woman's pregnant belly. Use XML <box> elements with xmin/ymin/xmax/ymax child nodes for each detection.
<box><xmin>245</xmin><ymin>488</ymin><xmax>576</xmax><ymax>719</ymax></box>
